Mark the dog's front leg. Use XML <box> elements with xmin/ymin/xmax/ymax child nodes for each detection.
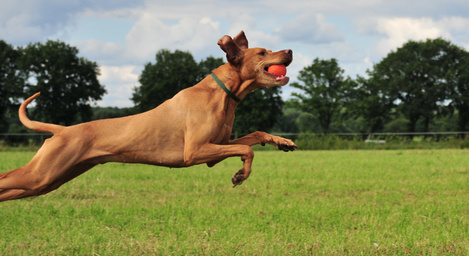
<box><xmin>184</xmin><ymin>142</ymin><xmax>254</xmax><ymax>186</ymax></box>
<box><xmin>229</xmin><ymin>131</ymin><xmax>298</xmax><ymax>152</ymax></box>
<box><xmin>204</xmin><ymin>131</ymin><xmax>298</xmax><ymax>169</ymax></box>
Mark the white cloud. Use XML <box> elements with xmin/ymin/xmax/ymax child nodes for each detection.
<box><xmin>97</xmin><ymin>65</ymin><xmax>141</xmax><ymax>107</ymax></box>
<box><xmin>73</xmin><ymin>39</ymin><xmax>127</xmax><ymax>65</ymax></box>
<box><xmin>125</xmin><ymin>16</ymin><xmax>221</xmax><ymax>62</ymax></box>
<box><xmin>4</xmin><ymin>0</ymin><xmax>469</xmax><ymax>106</ymax></box>
<box><xmin>227</xmin><ymin>13</ymin><xmax>258</xmax><ymax>36</ymax></box>
<box><xmin>0</xmin><ymin>2</ymin><xmax>69</xmax><ymax>44</ymax></box>
<box><xmin>278</xmin><ymin>13</ymin><xmax>344</xmax><ymax>44</ymax></box>
<box><xmin>0</xmin><ymin>0</ymin><xmax>146</xmax><ymax>45</ymax></box>
<box><xmin>374</xmin><ymin>18</ymin><xmax>446</xmax><ymax>54</ymax></box>
<box><xmin>357</xmin><ymin>16</ymin><xmax>469</xmax><ymax>59</ymax></box>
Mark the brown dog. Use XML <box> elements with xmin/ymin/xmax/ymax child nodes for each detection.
<box><xmin>0</xmin><ymin>31</ymin><xmax>297</xmax><ymax>202</ymax></box>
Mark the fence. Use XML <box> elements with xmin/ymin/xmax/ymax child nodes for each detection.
<box><xmin>0</xmin><ymin>133</ymin><xmax>52</xmax><ymax>146</ymax></box>
<box><xmin>233</xmin><ymin>131</ymin><xmax>469</xmax><ymax>150</ymax></box>
<box><xmin>233</xmin><ymin>131</ymin><xmax>469</xmax><ymax>140</ymax></box>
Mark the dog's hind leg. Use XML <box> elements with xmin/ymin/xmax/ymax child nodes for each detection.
<box><xmin>0</xmin><ymin>134</ymin><xmax>98</xmax><ymax>200</ymax></box>
<box><xmin>0</xmin><ymin>165</ymin><xmax>57</xmax><ymax>202</ymax></box>
<box><xmin>0</xmin><ymin>168</ymin><xmax>37</xmax><ymax>202</ymax></box>
<box><xmin>0</xmin><ymin>165</ymin><xmax>42</xmax><ymax>191</ymax></box>
<box><xmin>0</xmin><ymin>162</ymin><xmax>97</xmax><ymax>202</ymax></box>
<box><xmin>0</xmin><ymin>188</ymin><xmax>40</xmax><ymax>202</ymax></box>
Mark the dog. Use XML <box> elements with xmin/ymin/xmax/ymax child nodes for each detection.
<box><xmin>0</xmin><ymin>31</ymin><xmax>297</xmax><ymax>202</ymax></box>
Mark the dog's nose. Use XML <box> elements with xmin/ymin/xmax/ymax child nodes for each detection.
<box><xmin>284</xmin><ymin>49</ymin><xmax>292</xmax><ymax>56</ymax></box>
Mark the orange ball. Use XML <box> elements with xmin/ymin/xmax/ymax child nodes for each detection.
<box><xmin>267</xmin><ymin>65</ymin><xmax>287</xmax><ymax>76</ymax></box>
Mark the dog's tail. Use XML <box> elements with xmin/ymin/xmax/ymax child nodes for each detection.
<box><xmin>19</xmin><ymin>92</ymin><xmax>64</xmax><ymax>134</ymax></box>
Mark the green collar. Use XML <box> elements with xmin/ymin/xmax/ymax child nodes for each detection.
<box><xmin>211</xmin><ymin>73</ymin><xmax>241</xmax><ymax>102</ymax></box>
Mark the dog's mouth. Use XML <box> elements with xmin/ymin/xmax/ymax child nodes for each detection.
<box><xmin>263</xmin><ymin>64</ymin><xmax>290</xmax><ymax>84</ymax></box>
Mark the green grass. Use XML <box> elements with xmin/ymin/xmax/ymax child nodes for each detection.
<box><xmin>0</xmin><ymin>150</ymin><xmax>468</xmax><ymax>255</ymax></box>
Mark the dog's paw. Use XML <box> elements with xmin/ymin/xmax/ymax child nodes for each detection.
<box><xmin>231</xmin><ymin>169</ymin><xmax>245</xmax><ymax>188</ymax></box>
<box><xmin>275</xmin><ymin>138</ymin><xmax>298</xmax><ymax>152</ymax></box>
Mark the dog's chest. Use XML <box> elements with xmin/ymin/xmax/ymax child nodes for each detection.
<box><xmin>210</xmin><ymin>121</ymin><xmax>233</xmax><ymax>145</ymax></box>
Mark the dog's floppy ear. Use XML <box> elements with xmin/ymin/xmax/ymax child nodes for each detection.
<box><xmin>233</xmin><ymin>30</ymin><xmax>248</xmax><ymax>49</ymax></box>
<box><xmin>218</xmin><ymin>35</ymin><xmax>244</xmax><ymax>66</ymax></box>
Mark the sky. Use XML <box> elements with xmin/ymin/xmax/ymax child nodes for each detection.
<box><xmin>2</xmin><ymin>0</ymin><xmax>469</xmax><ymax>107</ymax></box>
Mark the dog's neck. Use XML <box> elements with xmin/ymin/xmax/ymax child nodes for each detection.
<box><xmin>211</xmin><ymin>73</ymin><xmax>241</xmax><ymax>102</ymax></box>
<box><xmin>211</xmin><ymin>64</ymin><xmax>256</xmax><ymax>102</ymax></box>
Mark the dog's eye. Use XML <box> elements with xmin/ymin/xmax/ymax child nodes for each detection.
<box><xmin>258</xmin><ymin>51</ymin><xmax>266</xmax><ymax>56</ymax></box>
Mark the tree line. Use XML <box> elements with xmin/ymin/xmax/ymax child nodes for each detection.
<box><xmin>0</xmin><ymin>40</ymin><xmax>105</xmax><ymax>135</ymax></box>
<box><xmin>1</xmin><ymin>37</ymin><xmax>469</xmax><ymax>143</ymax></box>
<box><xmin>288</xmin><ymin>38</ymin><xmax>469</xmax><ymax>134</ymax></box>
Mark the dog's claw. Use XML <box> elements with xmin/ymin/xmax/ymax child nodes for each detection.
<box><xmin>277</xmin><ymin>141</ymin><xmax>298</xmax><ymax>152</ymax></box>
<box><xmin>231</xmin><ymin>169</ymin><xmax>245</xmax><ymax>187</ymax></box>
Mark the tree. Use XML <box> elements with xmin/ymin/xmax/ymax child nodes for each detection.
<box><xmin>0</xmin><ymin>40</ymin><xmax>25</xmax><ymax>132</ymax></box>
<box><xmin>444</xmin><ymin>46</ymin><xmax>469</xmax><ymax>131</ymax></box>
<box><xmin>370</xmin><ymin>38</ymin><xmax>468</xmax><ymax>132</ymax></box>
<box><xmin>452</xmin><ymin>60</ymin><xmax>469</xmax><ymax>131</ymax></box>
<box><xmin>348</xmin><ymin>75</ymin><xmax>395</xmax><ymax>133</ymax></box>
<box><xmin>19</xmin><ymin>40</ymin><xmax>106</xmax><ymax>125</ymax></box>
<box><xmin>272</xmin><ymin>106</ymin><xmax>302</xmax><ymax>133</ymax></box>
<box><xmin>197</xmin><ymin>56</ymin><xmax>225</xmax><ymax>82</ymax></box>
<box><xmin>132</xmin><ymin>49</ymin><xmax>203</xmax><ymax>112</ymax></box>
<box><xmin>290</xmin><ymin>58</ymin><xmax>351</xmax><ymax>133</ymax></box>
<box><xmin>233</xmin><ymin>87</ymin><xmax>284</xmax><ymax>135</ymax></box>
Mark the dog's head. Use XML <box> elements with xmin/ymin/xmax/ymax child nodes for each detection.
<box><xmin>218</xmin><ymin>31</ymin><xmax>293</xmax><ymax>88</ymax></box>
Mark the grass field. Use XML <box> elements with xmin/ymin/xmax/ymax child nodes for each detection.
<box><xmin>0</xmin><ymin>150</ymin><xmax>468</xmax><ymax>255</ymax></box>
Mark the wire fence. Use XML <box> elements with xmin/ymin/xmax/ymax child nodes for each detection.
<box><xmin>0</xmin><ymin>133</ymin><xmax>52</xmax><ymax>146</ymax></box>
<box><xmin>234</xmin><ymin>131</ymin><xmax>469</xmax><ymax>140</ymax></box>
